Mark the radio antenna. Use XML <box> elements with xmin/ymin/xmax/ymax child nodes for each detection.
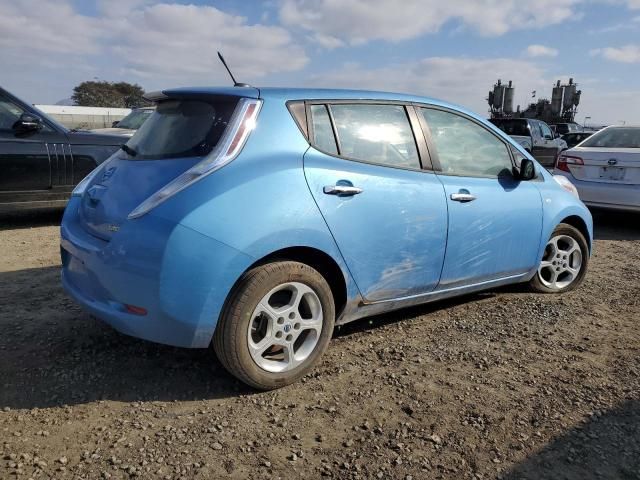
<box><xmin>217</xmin><ymin>51</ymin><xmax>250</xmax><ymax>87</ymax></box>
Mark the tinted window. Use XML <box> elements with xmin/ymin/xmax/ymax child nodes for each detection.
<box><xmin>581</xmin><ymin>127</ymin><xmax>640</xmax><ymax>148</ymax></box>
<box><xmin>421</xmin><ymin>108</ymin><xmax>513</xmax><ymax>177</ymax></box>
<box><xmin>490</xmin><ymin>119</ymin><xmax>529</xmax><ymax>136</ymax></box>
<box><xmin>328</xmin><ymin>104</ymin><xmax>420</xmax><ymax>169</ymax></box>
<box><xmin>310</xmin><ymin>104</ymin><xmax>338</xmax><ymax>155</ymax></box>
<box><xmin>0</xmin><ymin>95</ymin><xmax>24</xmax><ymax>130</ymax></box>
<box><xmin>125</xmin><ymin>99</ymin><xmax>236</xmax><ymax>160</ymax></box>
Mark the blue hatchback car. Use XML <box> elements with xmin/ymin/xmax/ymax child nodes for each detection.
<box><xmin>61</xmin><ymin>87</ymin><xmax>593</xmax><ymax>389</ymax></box>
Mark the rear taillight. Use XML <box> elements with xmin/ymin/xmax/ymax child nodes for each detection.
<box><xmin>127</xmin><ymin>98</ymin><xmax>262</xmax><ymax>220</ymax></box>
<box><xmin>556</xmin><ymin>154</ymin><xmax>583</xmax><ymax>173</ymax></box>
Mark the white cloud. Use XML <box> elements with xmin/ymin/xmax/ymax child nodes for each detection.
<box><xmin>591</xmin><ymin>44</ymin><xmax>640</xmax><ymax>63</ymax></box>
<box><xmin>526</xmin><ymin>45</ymin><xmax>559</xmax><ymax>57</ymax></box>
<box><xmin>0</xmin><ymin>0</ymin><xmax>103</xmax><ymax>56</ymax></box>
<box><xmin>0</xmin><ymin>0</ymin><xmax>308</xmax><ymax>102</ymax></box>
<box><xmin>280</xmin><ymin>0</ymin><xmax>580</xmax><ymax>46</ymax></box>
<box><xmin>110</xmin><ymin>3</ymin><xmax>308</xmax><ymax>82</ymax></box>
<box><xmin>305</xmin><ymin>56</ymin><xmax>549</xmax><ymax>117</ymax></box>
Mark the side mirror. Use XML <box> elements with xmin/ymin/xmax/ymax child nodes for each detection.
<box><xmin>518</xmin><ymin>158</ymin><xmax>536</xmax><ymax>181</ymax></box>
<box><xmin>12</xmin><ymin>113</ymin><xmax>43</xmax><ymax>134</ymax></box>
<box><xmin>112</xmin><ymin>120</ymin><xmax>120</xmax><ymax>127</ymax></box>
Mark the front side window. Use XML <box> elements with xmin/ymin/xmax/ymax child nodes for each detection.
<box><xmin>0</xmin><ymin>96</ymin><xmax>24</xmax><ymax>130</ymax></box>
<box><xmin>328</xmin><ymin>104</ymin><xmax>420</xmax><ymax>169</ymax></box>
<box><xmin>125</xmin><ymin>99</ymin><xmax>237</xmax><ymax>160</ymax></box>
<box><xmin>420</xmin><ymin>108</ymin><xmax>513</xmax><ymax>177</ymax></box>
<box><xmin>540</xmin><ymin>122</ymin><xmax>553</xmax><ymax>139</ymax></box>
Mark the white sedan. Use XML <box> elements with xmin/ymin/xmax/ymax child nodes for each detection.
<box><xmin>553</xmin><ymin>126</ymin><xmax>640</xmax><ymax>212</ymax></box>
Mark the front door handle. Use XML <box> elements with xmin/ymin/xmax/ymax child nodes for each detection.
<box><xmin>323</xmin><ymin>185</ymin><xmax>363</xmax><ymax>196</ymax></box>
<box><xmin>450</xmin><ymin>192</ymin><xmax>476</xmax><ymax>202</ymax></box>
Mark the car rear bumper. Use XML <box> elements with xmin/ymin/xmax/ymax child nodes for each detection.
<box><xmin>61</xmin><ymin>197</ymin><xmax>254</xmax><ymax>348</ymax></box>
<box><xmin>553</xmin><ymin>171</ymin><xmax>640</xmax><ymax>212</ymax></box>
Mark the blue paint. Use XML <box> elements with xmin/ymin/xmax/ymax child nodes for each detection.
<box><xmin>61</xmin><ymin>87</ymin><xmax>593</xmax><ymax>349</ymax></box>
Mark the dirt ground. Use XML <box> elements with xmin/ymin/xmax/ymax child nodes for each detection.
<box><xmin>0</xmin><ymin>209</ymin><xmax>639</xmax><ymax>480</ymax></box>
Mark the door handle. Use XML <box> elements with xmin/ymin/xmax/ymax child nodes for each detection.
<box><xmin>450</xmin><ymin>192</ymin><xmax>476</xmax><ymax>202</ymax></box>
<box><xmin>323</xmin><ymin>185</ymin><xmax>363</xmax><ymax>196</ymax></box>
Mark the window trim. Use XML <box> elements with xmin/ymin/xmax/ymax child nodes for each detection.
<box><xmin>285</xmin><ymin>100</ymin><xmax>308</xmax><ymax>140</ymax></box>
<box><xmin>305</xmin><ymin>99</ymin><xmax>431</xmax><ymax>173</ymax></box>
<box><xmin>414</xmin><ymin>103</ymin><xmax>519</xmax><ymax>180</ymax></box>
<box><xmin>308</xmin><ymin>103</ymin><xmax>339</xmax><ymax>155</ymax></box>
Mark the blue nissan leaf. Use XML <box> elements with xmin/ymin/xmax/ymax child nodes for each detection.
<box><xmin>61</xmin><ymin>86</ymin><xmax>593</xmax><ymax>389</ymax></box>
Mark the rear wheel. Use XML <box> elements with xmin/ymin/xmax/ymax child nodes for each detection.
<box><xmin>529</xmin><ymin>223</ymin><xmax>588</xmax><ymax>293</ymax></box>
<box><xmin>213</xmin><ymin>261</ymin><xmax>335</xmax><ymax>390</ymax></box>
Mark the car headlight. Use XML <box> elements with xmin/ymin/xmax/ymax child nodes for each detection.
<box><xmin>553</xmin><ymin>175</ymin><xmax>580</xmax><ymax>199</ymax></box>
<box><xmin>71</xmin><ymin>159</ymin><xmax>111</xmax><ymax>197</ymax></box>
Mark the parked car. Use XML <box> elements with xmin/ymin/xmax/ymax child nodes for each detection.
<box><xmin>551</xmin><ymin>122</ymin><xmax>582</xmax><ymax>135</ymax></box>
<box><xmin>490</xmin><ymin>118</ymin><xmax>568</xmax><ymax>167</ymax></box>
<box><xmin>61</xmin><ymin>87</ymin><xmax>593</xmax><ymax>389</ymax></box>
<box><xmin>0</xmin><ymin>86</ymin><xmax>123</xmax><ymax>212</ymax></box>
<box><xmin>561</xmin><ymin>131</ymin><xmax>593</xmax><ymax>149</ymax></box>
<box><xmin>90</xmin><ymin>107</ymin><xmax>154</xmax><ymax>137</ymax></box>
<box><xmin>554</xmin><ymin>126</ymin><xmax>640</xmax><ymax>212</ymax></box>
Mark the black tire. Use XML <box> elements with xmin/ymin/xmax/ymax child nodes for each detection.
<box><xmin>213</xmin><ymin>261</ymin><xmax>335</xmax><ymax>390</ymax></box>
<box><xmin>529</xmin><ymin>223</ymin><xmax>589</xmax><ymax>293</ymax></box>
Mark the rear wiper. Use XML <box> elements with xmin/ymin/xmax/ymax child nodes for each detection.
<box><xmin>121</xmin><ymin>144</ymin><xmax>137</xmax><ymax>157</ymax></box>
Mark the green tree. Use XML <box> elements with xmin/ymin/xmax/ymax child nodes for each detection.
<box><xmin>71</xmin><ymin>81</ymin><xmax>150</xmax><ymax>108</ymax></box>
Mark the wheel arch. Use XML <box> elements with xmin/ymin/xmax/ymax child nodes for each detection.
<box><xmin>245</xmin><ymin>246</ymin><xmax>348</xmax><ymax>319</ymax></box>
<box><xmin>560</xmin><ymin>215</ymin><xmax>592</xmax><ymax>252</ymax></box>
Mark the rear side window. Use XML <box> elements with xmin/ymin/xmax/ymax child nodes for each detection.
<box><xmin>420</xmin><ymin>108</ymin><xmax>512</xmax><ymax>178</ymax></box>
<box><xmin>310</xmin><ymin>104</ymin><xmax>338</xmax><ymax>155</ymax></box>
<box><xmin>328</xmin><ymin>104</ymin><xmax>420</xmax><ymax>169</ymax></box>
<box><xmin>491</xmin><ymin>119</ymin><xmax>529</xmax><ymax>136</ymax></box>
<box><xmin>125</xmin><ymin>99</ymin><xmax>237</xmax><ymax>160</ymax></box>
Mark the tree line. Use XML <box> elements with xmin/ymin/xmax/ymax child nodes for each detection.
<box><xmin>72</xmin><ymin>81</ymin><xmax>151</xmax><ymax>108</ymax></box>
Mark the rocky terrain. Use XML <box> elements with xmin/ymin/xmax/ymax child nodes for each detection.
<box><xmin>1</xmin><ymin>209</ymin><xmax>639</xmax><ymax>479</ymax></box>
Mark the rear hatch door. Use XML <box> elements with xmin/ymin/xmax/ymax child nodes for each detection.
<box><xmin>78</xmin><ymin>93</ymin><xmax>244</xmax><ymax>240</ymax></box>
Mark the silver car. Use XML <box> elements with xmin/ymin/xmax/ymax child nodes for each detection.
<box><xmin>553</xmin><ymin>126</ymin><xmax>640</xmax><ymax>212</ymax></box>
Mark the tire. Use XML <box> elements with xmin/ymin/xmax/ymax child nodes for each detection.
<box><xmin>213</xmin><ymin>261</ymin><xmax>335</xmax><ymax>390</ymax></box>
<box><xmin>529</xmin><ymin>223</ymin><xmax>589</xmax><ymax>293</ymax></box>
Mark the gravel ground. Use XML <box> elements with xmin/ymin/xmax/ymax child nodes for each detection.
<box><xmin>1</xmin><ymin>209</ymin><xmax>639</xmax><ymax>480</ymax></box>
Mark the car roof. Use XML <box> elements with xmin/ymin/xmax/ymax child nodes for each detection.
<box><xmin>152</xmin><ymin>85</ymin><xmax>479</xmax><ymax>119</ymax></box>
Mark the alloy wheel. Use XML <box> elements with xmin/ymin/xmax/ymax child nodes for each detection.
<box><xmin>247</xmin><ymin>282</ymin><xmax>323</xmax><ymax>373</ymax></box>
<box><xmin>537</xmin><ymin>234</ymin><xmax>583</xmax><ymax>290</ymax></box>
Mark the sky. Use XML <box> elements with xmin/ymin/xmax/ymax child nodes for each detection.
<box><xmin>1</xmin><ymin>0</ymin><xmax>639</xmax><ymax>125</ymax></box>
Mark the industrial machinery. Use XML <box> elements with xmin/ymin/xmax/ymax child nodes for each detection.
<box><xmin>488</xmin><ymin>78</ymin><xmax>582</xmax><ymax>124</ymax></box>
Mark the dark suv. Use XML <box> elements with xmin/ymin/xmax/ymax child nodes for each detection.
<box><xmin>0</xmin><ymin>87</ymin><xmax>123</xmax><ymax>212</ymax></box>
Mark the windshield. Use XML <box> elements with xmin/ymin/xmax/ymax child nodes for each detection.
<box><xmin>490</xmin><ymin>119</ymin><xmax>529</xmax><ymax>136</ymax></box>
<box><xmin>124</xmin><ymin>99</ymin><xmax>237</xmax><ymax>160</ymax></box>
<box><xmin>580</xmin><ymin>127</ymin><xmax>640</xmax><ymax>148</ymax></box>
<box><xmin>117</xmin><ymin>109</ymin><xmax>153</xmax><ymax>130</ymax></box>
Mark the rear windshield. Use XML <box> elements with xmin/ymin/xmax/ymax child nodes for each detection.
<box><xmin>490</xmin><ymin>119</ymin><xmax>529</xmax><ymax>136</ymax></box>
<box><xmin>124</xmin><ymin>99</ymin><xmax>237</xmax><ymax>159</ymax></box>
<box><xmin>580</xmin><ymin>127</ymin><xmax>640</xmax><ymax>148</ymax></box>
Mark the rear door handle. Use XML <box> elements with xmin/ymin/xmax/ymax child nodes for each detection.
<box><xmin>323</xmin><ymin>185</ymin><xmax>363</xmax><ymax>196</ymax></box>
<box><xmin>450</xmin><ymin>192</ymin><xmax>476</xmax><ymax>202</ymax></box>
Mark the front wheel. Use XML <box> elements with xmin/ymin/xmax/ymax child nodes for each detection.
<box><xmin>529</xmin><ymin>223</ymin><xmax>589</xmax><ymax>293</ymax></box>
<box><xmin>213</xmin><ymin>261</ymin><xmax>335</xmax><ymax>390</ymax></box>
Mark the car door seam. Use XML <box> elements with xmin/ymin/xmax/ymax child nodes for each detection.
<box><xmin>301</xmin><ymin>145</ymin><xmax>366</xmax><ymax>301</ymax></box>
